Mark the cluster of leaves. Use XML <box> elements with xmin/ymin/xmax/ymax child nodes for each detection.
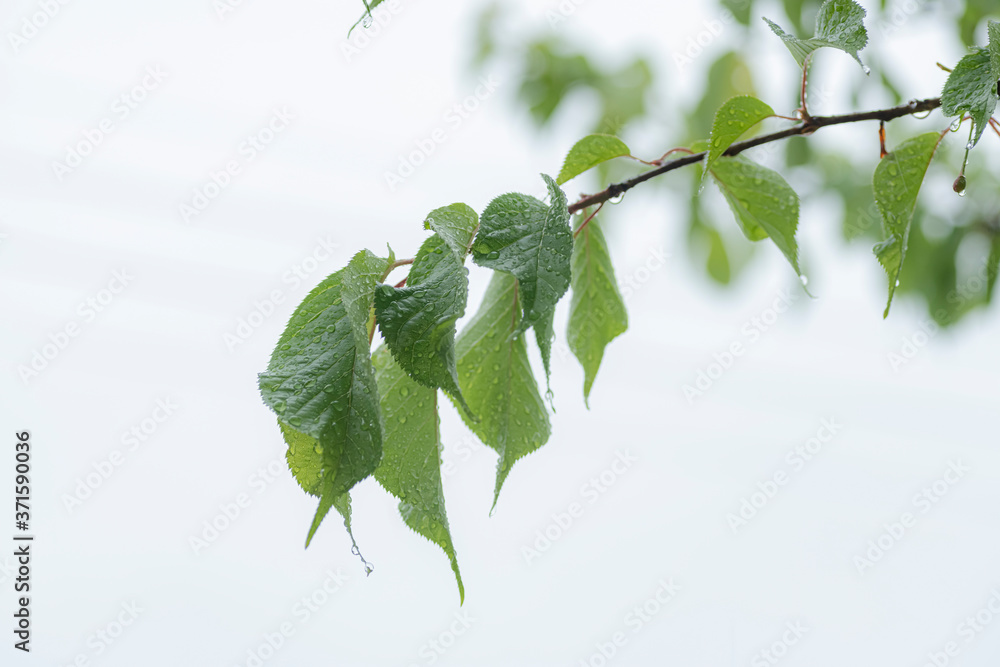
<box><xmin>263</xmin><ymin>0</ymin><xmax>1000</xmax><ymax>600</ymax></box>
<box><xmin>474</xmin><ymin>0</ymin><xmax>1000</xmax><ymax>323</ymax></box>
<box><xmin>259</xmin><ymin>174</ymin><xmax>627</xmax><ymax>602</ymax></box>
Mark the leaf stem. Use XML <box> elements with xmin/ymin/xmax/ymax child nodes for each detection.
<box><xmin>568</xmin><ymin>96</ymin><xmax>943</xmax><ymax>214</ymax></box>
<box><xmin>573</xmin><ymin>203</ymin><xmax>604</xmax><ymax>238</ymax></box>
<box><xmin>799</xmin><ymin>54</ymin><xmax>813</xmax><ymax>122</ymax></box>
<box><xmin>381</xmin><ymin>257</ymin><xmax>414</xmax><ymax>283</ymax></box>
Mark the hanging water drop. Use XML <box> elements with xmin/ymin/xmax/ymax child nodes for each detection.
<box><xmin>799</xmin><ymin>275</ymin><xmax>809</xmax><ymax>287</ymax></box>
<box><xmin>362</xmin><ymin>13</ymin><xmax>373</xmax><ymax>28</ymax></box>
<box><xmin>862</xmin><ymin>65</ymin><xmax>871</xmax><ymax>75</ymax></box>
<box><xmin>950</xmin><ymin>118</ymin><xmax>963</xmax><ymax>132</ymax></box>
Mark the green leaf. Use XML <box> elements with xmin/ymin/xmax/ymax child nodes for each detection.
<box><xmin>453</xmin><ymin>272</ymin><xmax>551</xmax><ymax>510</ymax></box>
<box><xmin>534</xmin><ymin>305</ymin><xmax>556</xmax><ymax>398</ymax></box>
<box><xmin>375</xmin><ymin>234</ymin><xmax>473</xmax><ymax>416</ymax></box>
<box><xmin>424</xmin><ymin>203</ymin><xmax>480</xmax><ymax>260</ymax></box>
<box><xmin>941</xmin><ymin>47</ymin><xmax>998</xmax><ymax>148</ymax></box>
<box><xmin>704</xmin><ymin>96</ymin><xmax>775</xmax><ymax>180</ymax></box>
<box><xmin>763</xmin><ymin>0</ymin><xmax>869</xmax><ymax>70</ymax></box>
<box><xmin>282</xmin><ymin>421</ymin><xmax>323</xmax><ymax>496</ymax></box>
<box><xmin>709</xmin><ymin>156</ymin><xmax>802</xmax><ymax>276</ymax></box>
<box><xmin>989</xmin><ymin>21</ymin><xmax>1000</xmax><ymax>84</ymax></box>
<box><xmin>556</xmin><ymin>134</ymin><xmax>631</xmax><ymax>185</ymax></box>
<box><xmin>872</xmin><ymin>132</ymin><xmax>944</xmax><ymax>317</ymax></box>
<box><xmin>280</xmin><ymin>421</ymin><xmax>358</xmax><ymax>553</ymax></box>
<box><xmin>372</xmin><ymin>347</ymin><xmax>464</xmax><ymax>603</ymax></box>
<box><xmin>258</xmin><ymin>250</ymin><xmax>388</xmax><ymax>546</ymax></box>
<box><xmin>567</xmin><ymin>218</ymin><xmax>628</xmax><ymax>406</ymax></box>
<box><xmin>472</xmin><ymin>174</ymin><xmax>573</xmax><ymax>337</ymax></box>
<box><xmin>987</xmin><ymin>234</ymin><xmax>1000</xmax><ymax>303</ymax></box>
<box><xmin>348</xmin><ymin>0</ymin><xmax>383</xmax><ymax>35</ymax></box>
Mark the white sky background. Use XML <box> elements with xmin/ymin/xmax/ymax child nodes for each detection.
<box><xmin>2</xmin><ymin>0</ymin><xmax>1000</xmax><ymax>665</ymax></box>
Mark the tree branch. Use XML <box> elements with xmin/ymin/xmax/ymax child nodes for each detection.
<box><xmin>567</xmin><ymin>97</ymin><xmax>943</xmax><ymax>215</ymax></box>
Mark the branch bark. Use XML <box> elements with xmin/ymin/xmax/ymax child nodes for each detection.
<box><xmin>567</xmin><ymin>97</ymin><xmax>943</xmax><ymax>215</ymax></box>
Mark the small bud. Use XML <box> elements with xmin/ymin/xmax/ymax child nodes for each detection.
<box><xmin>953</xmin><ymin>175</ymin><xmax>967</xmax><ymax>194</ymax></box>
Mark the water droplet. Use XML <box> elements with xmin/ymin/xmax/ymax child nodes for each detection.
<box><xmin>326</xmin><ymin>325</ymin><xmax>336</xmax><ymax>333</ymax></box>
<box><xmin>966</xmin><ymin>140</ymin><xmax>975</xmax><ymax>150</ymax></box>
<box><xmin>398</xmin><ymin>415</ymin><xmax>407</xmax><ymax>424</ymax></box>
<box><xmin>799</xmin><ymin>275</ymin><xmax>809</xmax><ymax>287</ymax></box>
<box><xmin>862</xmin><ymin>65</ymin><xmax>871</xmax><ymax>75</ymax></box>
<box><xmin>313</xmin><ymin>444</ymin><xmax>323</xmax><ymax>455</ymax></box>
<box><xmin>400</xmin><ymin>386</ymin><xmax>410</xmax><ymax>397</ymax></box>
<box><xmin>362</xmin><ymin>13</ymin><xmax>373</xmax><ymax>28</ymax></box>
<box><xmin>289</xmin><ymin>416</ymin><xmax>302</xmax><ymax>427</ymax></box>
<box><xmin>894</xmin><ymin>279</ymin><xmax>901</xmax><ymax>287</ymax></box>
<box><xmin>950</xmin><ymin>118</ymin><xmax>963</xmax><ymax>132</ymax></box>
<box><xmin>273</xmin><ymin>400</ymin><xmax>286</xmax><ymax>414</ymax></box>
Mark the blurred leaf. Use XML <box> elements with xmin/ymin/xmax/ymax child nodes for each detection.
<box><xmin>988</xmin><ymin>234</ymin><xmax>1000</xmax><ymax>302</ymax></box>
<box><xmin>690</xmin><ymin>52</ymin><xmax>757</xmax><ymax>139</ymax></box>
<box><xmin>722</xmin><ymin>0</ymin><xmax>754</xmax><ymax>25</ymax></box>
<box><xmin>705</xmin><ymin>227</ymin><xmax>733</xmax><ymax>284</ymax></box>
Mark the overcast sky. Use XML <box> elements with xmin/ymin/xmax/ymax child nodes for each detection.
<box><xmin>2</xmin><ymin>0</ymin><xmax>999</xmax><ymax>665</ymax></box>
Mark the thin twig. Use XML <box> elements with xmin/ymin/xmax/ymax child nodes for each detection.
<box><xmin>567</xmin><ymin>97</ymin><xmax>943</xmax><ymax>214</ymax></box>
